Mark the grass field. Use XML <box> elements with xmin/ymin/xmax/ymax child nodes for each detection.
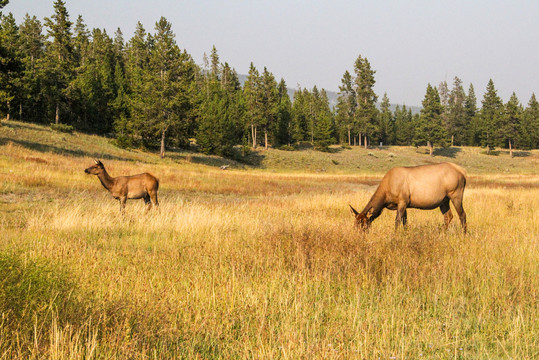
<box><xmin>1</xmin><ymin>120</ymin><xmax>538</xmax><ymax>359</ymax></box>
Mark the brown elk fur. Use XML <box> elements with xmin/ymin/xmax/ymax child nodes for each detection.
<box><xmin>84</xmin><ymin>160</ymin><xmax>159</xmax><ymax>213</ymax></box>
<box><xmin>350</xmin><ymin>162</ymin><xmax>467</xmax><ymax>232</ymax></box>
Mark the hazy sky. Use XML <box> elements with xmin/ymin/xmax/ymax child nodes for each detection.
<box><xmin>4</xmin><ymin>0</ymin><xmax>539</xmax><ymax>106</ymax></box>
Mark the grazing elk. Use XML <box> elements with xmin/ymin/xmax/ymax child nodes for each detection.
<box><xmin>349</xmin><ymin>162</ymin><xmax>467</xmax><ymax>233</ymax></box>
<box><xmin>84</xmin><ymin>160</ymin><xmax>159</xmax><ymax>213</ymax></box>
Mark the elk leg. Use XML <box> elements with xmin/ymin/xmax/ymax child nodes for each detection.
<box><xmin>144</xmin><ymin>194</ymin><xmax>152</xmax><ymax>212</ymax></box>
<box><xmin>119</xmin><ymin>196</ymin><xmax>127</xmax><ymax>215</ymax></box>
<box><xmin>402</xmin><ymin>209</ymin><xmax>408</xmax><ymax>226</ymax></box>
<box><xmin>149</xmin><ymin>190</ymin><xmax>159</xmax><ymax>209</ymax></box>
<box><xmin>449</xmin><ymin>193</ymin><xmax>467</xmax><ymax>233</ymax></box>
<box><xmin>395</xmin><ymin>202</ymin><xmax>407</xmax><ymax>230</ymax></box>
<box><xmin>439</xmin><ymin>198</ymin><xmax>453</xmax><ymax>229</ymax></box>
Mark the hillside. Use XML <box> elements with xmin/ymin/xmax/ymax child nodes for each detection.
<box><xmin>1</xmin><ymin>119</ymin><xmax>538</xmax><ymax>358</ymax></box>
<box><xmin>1</xmin><ymin>120</ymin><xmax>537</xmax><ymax>177</ymax></box>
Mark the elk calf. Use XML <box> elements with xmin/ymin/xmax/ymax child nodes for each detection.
<box><xmin>84</xmin><ymin>160</ymin><xmax>159</xmax><ymax>213</ymax></box>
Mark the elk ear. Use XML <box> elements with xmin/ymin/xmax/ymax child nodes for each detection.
<box><xmin>349</xmin><ymin>204</ymin><xmax>359</xmax><ymax>216</ymax></box>
<box><xmin>94</xmin><ymin>159</ymin><xmax>99</xmax><ymax>164</ymax></box>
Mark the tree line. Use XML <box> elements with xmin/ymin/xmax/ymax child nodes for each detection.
<box><xmin>1</xmin><ymin>0</ymin><xmax>538</xmax><ymax>158</ymax></box>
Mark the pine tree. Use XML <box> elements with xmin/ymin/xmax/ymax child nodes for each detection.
<box><xmin>243</xmin><ymin>63</ymin><xmax>262</xmax><ymax>148</ymax></box>
<box><xmin>18</xmin><ymin>14</ymin><xmax>45</xmax><ymax>122</ymax></box>
<box><xmin>335</xmin><ymin>70</ymin><xmax>356</xmax><ymax>145</ymax></box>
<box><xmin>260</xmin><ymin>67</ymin><xmax>279</xmax><ymax>149</ymax></box>
<box><xmin>313</xmin><ymin>89</ymin><xmax>335</xmax><ymax>150</ymax></box>
<box><xmin>438</xmin><ymin>80</ymin><xmax>450</xmax><ymax>144</ymax></box>
<box><xmin>291</xmin><ymin>88</ymin><xmax>309</xmax><ymax>144</ymax></box>
<box><xmin>196</xmin><ymin>58</ymin><xmax>245</xmax><ymax>156</ymax></box>
<box><xmin>219</xmin><ymin>63</ymin><xmax>245</xmax><ymax>154</ymax></box>
<box><xmin>438</xmin><ymin>81</ymin><xmax>450</xmax><ymax>109</ymax></box>
<box><xmin>464</xmin><ymin>84</ymin><xmax>478</xmax><ymax>146</ymax></box>
<box><xmin>113</xmin><ymin>28</ymin><xmax>124</xmax><ymax>59</ymax></box>
<box><xmin>71</xmin><ymin>27</ymin><xmax>117</xmax><ymax>133</ymax></box>
<box><xmin>377</xmin><ymin>93</ymin><xmax>393</xmax><ymax>146</ymax></box>
<box><xmin>210</xmin><ymin>45</ymin><xmax>220</xmax><ymax>79</ymax></box>
<box><xmin>501</xmin><ymin>93</ymin><xmax>522</xmax><ymax>157</ymax></box>
<box><xmin>133</xmin><ymin>17</ymin><xmax>194</xmax><ymax>158</ymax></box>
<box><xmin>110</xmin><ymin>28</ymin><xmax>130</xmax><ymax>145</ymax></box>
<box><xmin>519</xmin><ymin>94</ymin><xmax>539</xmax><ymax>149</ymax></box>
<box><xmin>394</xmin><ymin>105</ymin><xmax>407</xmax><ymax>145</ymax></box>
<box><xmin>478</xmin><ymin>79</ymin><xmax>503</xmax><ymax>153</ymax></box>
<box><xmin>43</xmin><ymin>0</ymin><xmax>75</xmax><ymax>124</ymax></box>
<box><xmin>275</xmin><ymin>79</ymin><xmax>292</xmax><ymax>146</ymax></box>
<box><xmin>354</xmin><ymin>55</ymin><xmax>378</xmax><ymax>148</ymax></box>
<box><xmin>0</xmin><ymin>13</ymin><xmax>21</xmax><ymax>121</ymax></box>
<box><xmin>120</xmin><ymin>22</ymin><xmax>148</xmax><ymax>145</ymax></box>
<box><xmin>72</xmin><ymin>15</ymin><xmax>89</xmax><ymax>66</ymax></box>
<box><xmin>307</xmin><ymin>86</ymin><xmax>319</xmax><ymax>145</ymax></box>
<box><xmin>415</xmin><ymin>84</ymin><xmax>448</xmax><ymax>156</ymax></box>
<box><xmin>447</xmin><ymin>77</ymin><xmax>466</xmax><ymax>145</ymax></box>
<box><xmin>196</xmin><ymin>81</ymin><xmax>224</xmax><ymax>155</ymax></box>
<box><xmin>393</xmin><ymin>105</ymin><xmax>415</xmax><ymax>146</ymax></box>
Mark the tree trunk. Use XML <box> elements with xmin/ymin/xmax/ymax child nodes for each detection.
<box><xmin>6</xmin><ymin>100</ymin><xmax>10</xmax><ymax>121</ymax></box>
<box><xmin>19</xmin><ymin>103</ymin><xmax>22</xmax><ymax>121</ymax></box>
<box><xmin>451</xmin><ymin>134</ymin><xmax>454</xmax><ymax>147</ymax></box>
<box><xmin>428</xmin><ymin>141</ymin><xmax>433</xmax><ymax>156</ymax></box>
<box><xmin>509</xmin><ymin>139</ymin><xmax>513</xmax><ymax>158</ymax></box>
<box><xmin>347</xmin><ymin>126</ymin><xmax>351</xmax><ymax>146</ymax></box>
<box><xmin>264</xmin><ymin>128</ymin><xmax>268</xmax><ymax>150</ymax></box>
<box><xmin>55</xmin><ymin>103</ymin><xmax>59</xmax><ymax>125</ymax></box>
<box><xmin>251</xmin><ymin>124</ymin><xmax>257</xmax><ymax>148</ymax></box>
<box><xmin>364</xmin><ymin>134</ymin><xmax>368</xmax><ymax>149</ymax></box>
<box><xmin>288</xmin><ymin>122</ymin><xmax>291</xmax><ymax>146</ymax></box>
<box><xmin>160</xmin><ymin>127</ymin><xmax>167</xmax><ymax>159</ymax></box>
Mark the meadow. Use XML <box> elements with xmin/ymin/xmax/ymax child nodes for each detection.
<box><xmin>0</xmin><ymin>120</ymin><xmax>538</xmax><ymax>359</ymax></box>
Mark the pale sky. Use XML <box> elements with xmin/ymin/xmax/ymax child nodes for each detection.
<box><xmin>4</xmin><ymin>0</ymin><xmax>539</xmax><ymax>107</ymax></box>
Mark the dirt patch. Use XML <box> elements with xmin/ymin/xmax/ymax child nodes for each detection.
<box><xmin>468</xmin><ymin>179</ymin><xmax>539</xmax><ymax>189</ymax></box>
<box><xmin>23</xmin><ymin>156</ymin><xmax>49</xmax><ymax>164</ymax></box>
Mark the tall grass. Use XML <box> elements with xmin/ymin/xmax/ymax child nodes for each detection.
<box><xmin>0</xmin><ymin>121</ymin><xmax>538</xmax><ymax>358</ymax></box>
<box><xmin>1</xmin><ymin>181</ymin><xmax>538</xmax><ymax>358</ymax></box>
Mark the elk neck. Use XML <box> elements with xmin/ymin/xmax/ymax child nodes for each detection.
<box><xmin>361</xmin><ymin>189</ymin><xmax>385</xmax><ymax>217</ymax></box>
<box><xmin>96</xmin><ymin>168</ymin><xmax>116</xmax><ymax>191</ymax></box>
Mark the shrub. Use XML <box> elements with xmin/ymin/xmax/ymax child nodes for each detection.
<box><xmin>314</xmin><ymin>140</ymin><xmax>331</xmax><ymax>152</ymax></box>
<box><xmin>278</xmin><ymin>145</ymin><xmax>295</xmax><ymax>151</ymax></box>
<box><xmin>0</xmin><ymin>252</ymin><xmax>84</xmax><ymax>344</ymax></box>
<box><xmin>50</xmin><ymin>123</ymin><xmax>74</xmax><ymax>134</ymax></box>
<box><xmin>113</xmin><ymin>134</ymin><xmax>134</xmax><ymax>149</ymax></box>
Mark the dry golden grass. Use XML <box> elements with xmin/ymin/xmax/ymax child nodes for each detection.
<box><xmin>1</xmin><ymin>121</ymin><xmax>538</xmax><ymax>359</ymax></box>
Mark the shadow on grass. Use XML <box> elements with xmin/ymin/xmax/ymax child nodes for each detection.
<box><xmin>318</xmin><ymin>146</ymin><xmax>345</xmax><ymax>154</ymax></box>
<box><xmin>166</xmin><ymin>148</ymin><xmax>266</xmax><ymax>169</ymax></box>
<box><xmin>0</xmin><ymin>137</ymin><xmax>131</xmax><ymax>162</ymax></box>
<box><xmin>432</xmin><ymin>147</ymin><xmax>462</xmax><ymax>158</ymax></box>
<box><xmin>511</xmin><ymin>150</ymin><xmax>532</xmax><ymax>157</ymax></box>
<box><xmin>479</xmin><ymin>149</ymin><xmax>532</xmax><ymax>157</ymax></box>
<box><xmin>2</xmin><ymin>121</ymin><xmax>53</xmax><ymax>133</ymax></box>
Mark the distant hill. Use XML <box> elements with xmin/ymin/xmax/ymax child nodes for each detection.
<box><xmin>238</xmin><ymin>74</ymin><xmax>421</xmax><ymax>114</ymax></box>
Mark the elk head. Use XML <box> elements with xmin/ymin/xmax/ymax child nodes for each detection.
<box><xmin>349</xmin><ymin>204</ymin><xmax>372</xmax><ymax>231</ymax></box>
<box><xmin>84</xmin><ymin>159</ymin><xmax>105</xmax><ymax>175</ymax></box>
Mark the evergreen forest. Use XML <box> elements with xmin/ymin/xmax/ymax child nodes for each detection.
<box><xmin>1</xmin><ymin>0</ymin><xmax>538</xmax><ymax>158</ymax></box>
